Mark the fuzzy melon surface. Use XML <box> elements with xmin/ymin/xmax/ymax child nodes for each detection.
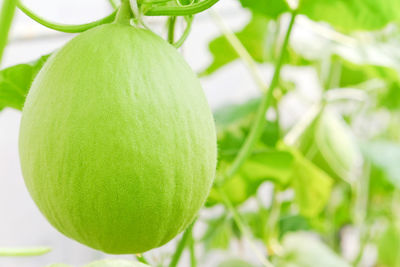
<box><xmin>19</xmin><ymin>23</ymin><xmax>217</xmax><ymax>254</ymax></box>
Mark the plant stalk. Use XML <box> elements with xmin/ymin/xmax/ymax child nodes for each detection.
<box><xmin>168</xmin><ymin>222</ymin><xmax>195</xmax><ymax>267</ymax></box>
<box><xmin>168</xmin><ymin>16</ymin><xmax>177</xmax><ymax>44</ymax></box>
<box><xmin>0</xmin><ymin>0</ymin><xmax>18</xmax><ymax>64</ymax></box>
<box><xmin>220</xmin><ymin>11</ymin><xmax>297</xmax><ymax>185</ymax></box>
<box><xmin>189</xmin><ymin>230</ymin><xmax>197</xmax><ymax>267</ymax></box>
<box><xmin>135</xmin><ymin>254</ymin><xmax>150</xmax><ymax>265</ymax></box>
<box><xmin>218</xmin><ymin>188</ymin><xmax>274</xmax><ymax>267</ymax></box>
<box><xmin>0</xmin><ymin>247</ymin><xmax>51</xmax><ymax>257</ymax></box>
<box><xmin>115</xmin><ymin>0</ymin><xmax>133</xmax><ymax>24</ymax></box>
<box><xmin>210</xmin><ymin>10</ymin><xmax>266</xmax><ymax>92</ymax></box>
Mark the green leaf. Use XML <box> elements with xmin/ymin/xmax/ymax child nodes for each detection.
<box><xmin>201</xmin><ymin>214</ymin><xmax>233</xmax><ymax>251</ymax></box>
<box><xmin>214</xmin><ymin>98</ymin><xmax>261</xmax><ymax>128</ymax></box>
<box><xmin>218</xmin><ymin>258</ymin><xmax>259</xmax><ymax>267</ymax></box>
<box><xmin>289</xmin><ymin>150</ymin><xmax>334</xmax><ymax>218</ymax></box>
<box><xmin>279</xmin><ymin>215</ymin><xmax>310</xmax><ymax>238</ymax></box>
<box><xmin>238</xmin><ymin>0</ymin><xmax>400</xmax><ymax>31</ymax></box>
<box><xmin>362</xmin><ymin>141</ymin><xmax>400</xmax><ymax>188</ymax></box>
<box><xmin>241</xmin><ymin>210</ymin><xmax>270</xmax><ymax>242</ymax></box>
<box><xmin>208</xmin><ymin>150</ymin><xmax>294</xmax><ymax>206</ymax></box>
<box><xmin>201</xmin><ymin>15</ymin><xmax>269</xmax><ymax>76</ymax></box>
<box><xmin>0</xmin><ymin>54</ymin><xmax>49</xmax><ymax>111</ymax></box>
<box><xmin>277</xmin><ymin>232</ymin><xmax>351</xmax><ymax>267</ymax></box>
<box><xmin>215</xmin><ymin>98</ymin><xmax>279</xmax><ymax>161</ymax></box>
<box><xmin>378</xmin><ymin>225</ymin><xmax>400</xmax><ymax>267</ymax></box>
<box><xmin>0</xmin><ymin>247</ymin><xmax>51</xmax><ymax>257</ymax></box>
<box><xmin>238</xmin><ymin>0</ymin><xmax>290</xmax><ymax>19</ymax></box>
<box><xmin>299</xmin><ymin>0</ymin><xmax>400</xmax><ymax>32</ymax></box>
<box><xmin>293</xmin><ymin>107</ymin><xmax>361</xmax><ymax>183</ymax></box>
<box><xmin>84</xmin><ymin>259</ymin><xmax>150</xmax><ymax>267</ymax></box>
<box><xmin>207</xmin><ymin>173</ymin><xmax>250</xmax><ymax>206</ymax></box>
<box><xmin>240</xmin><ymin>150</ymin><xmax>294</xmax><ymax>185</ymax></box>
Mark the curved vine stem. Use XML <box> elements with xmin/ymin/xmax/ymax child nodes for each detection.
<box><xmin>17</xmin><ymin>1</ymin><xmax>117</xmax><ymax>33</ymax></box>
<box><xmin>0</xmin><ymin>0</ymin><xmax>18</xmax><ymax>63</ymax></box>
<box><xmin>135</xmin><ymin>254</ymin><xmax>150</xmax><ymax>265</ymax></box>
<box><xmin>0</xmin><ymin>247</ymin><xmax>51</xmax><ymax>257</ymax></box>
<box><xmin>143</xmin><ymin>0</ymin><xmax>219</xmax><ymax>16</ymax></box>
<box><xmin>173</xmin><ymin>16</ymin><xmax>193</xmax><ymax>48</ymax></box>
<box><xmin>218</xmin><ymin>188</ymin><xmax>274</xmax><ymax>267</ymax></box>
<box><xmin>108</xmin><ymin>0</ymin><xmax>120</xmax><ymax>9</ymax></box>
<box><xmin>168</xmin><ymin>221</ymin><xmax>195</xmax><ymax>267</ymax></box>
<box><xmin>219</xmin><ymin>11</ymin><xmax>297</xmax><ymax>186</ymax></box>
<box><xmin>209</xmin><ymin>10</ymin><xmax>266</xmax><ymax>91</ymax></box>
<box><xmin>168</xmin><ymin>16</ymin><xmax>177</xmax><ymax>44</ymax></box>
<box><xmin>189</xmin><ymin>231</ymin><xmax>197</xmax><ymax>267</ymax></box>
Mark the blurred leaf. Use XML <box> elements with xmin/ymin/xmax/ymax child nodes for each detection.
<box><xmin>238</xmin><ymin>0</ymin><xmax>290</xmax><ymax>19</ymax></box>
<box><xmin>299</xmin><ymin>0</ymin><xmax>400</xmax><ymax>32</ymax></box>
<box><xmin>218</xmin><ymin>258</ymin><xmax>259</xmax><ymax>267</ymax></box>
<box><xmin>84</xmin><ymin>259</ymin><xmax>150</xmax><ymax>267</ymax></box>
<box><xmin>214</xmin><ymin>98</ymin><xmax>261</xmax><ymax>128</ymax></box>
<box><xmin>216</xmin><ymin>98</ymin><xmax>280</xmax><ymax>158</ymax></box>
<box><xmin>293</xmin><ymin>106</ymin><xmax>361</xmax><ymax>183</ymax></box>
<box><xmin>337</xmin><ymin>58</ymin><xmax>400</xmax><ymax>110</ymax></box>
<box><xmin>0</xmin><ymin>247</ymin><xmax>51</xmax><ymax>257</ymax></box>
<box><xmin>240</xmin><ymin>150</ymin><xmax>294</xmax><ymax>185</ymax></box>
<box><xmin>216</xmin><ymin>98</ymin><xmax>280</xmax><ymax>162</ymax></box>
<box><xmin>208</xmin><ymin>174</ymin><xmax>249</xmax><ymax>206</ymax></box>
<box><xmin>276</xmin><ymin>232</ymin><xmax>351</xmax><ymax>267</ymax></box>
<box><xmin>201</xmin><ymin>214</ymin><xmax>233</xmax><ymax>251</ymax></box>
<box><xmin>378</xmin><ymin>81</ymin><xmax>400</xmax><ymax>110</ymax></box>
<box><xmin>362</xmin><ymin>141</ymin><xmax>400</xmax><ymax>188</ymax></box>
<box><xmin>240</xmin><ymin>210</ymin><xmax>270</xmax><ymax>242</ymax></box>
<box><xmin>289</xmin><ymin>150</ymin><xmax>334</xmax><ymax>218</ymax></box>
<box><xmin>202</xmin><ymin>14</ymin><xmax>311</xmax><ymax>76</ymax></box>
<box><xmin>201</xmin><ymin>15</ymin><xmax>269</xmax><ymax>76</ymax></box>
<box><xmin>0</xmin><ymin>54</ymin><xmax>49</xmax><ymax>111</ymax></box>
<box><xmin>279</xmin><ymin>215</ymin><xmax>310</xmax><ymax>238</ymax></box>
<box><xmin>239</xmin><ymin>0</ymin><xmax>400</xmax><ymax>32</ymax></box>
<box><xmin>208</xmin><ymin>150</ymin><xmax>294</xmax><ymax>206</ymax></box>
<box><xmin>378</xmin><ymin>224</ymin><xmax>400</xmax><ymax>267</ymax></box>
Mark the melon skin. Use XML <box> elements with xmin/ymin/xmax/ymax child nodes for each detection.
<box><xmin>19</xmin><ymin>23</ymin><xmax>217</xmax><ymax>254</ymax></box>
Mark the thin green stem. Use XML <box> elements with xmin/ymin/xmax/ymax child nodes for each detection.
<box><xmin>108</xmin><ymin>0</ymin><xmax>120</xmax><ymax>9</ymax></box>
<box><xmin>189</xmin><ymin>230</ymin><xmax>197</xmax><ymax>267</ymax></box>
<box><xmin>266</xmin><ymin>187</ymin><xmax>281</xmax><ymax>241</ymax></box>
<box><xmin>173</xmin><ymin>16</ymin><xmax>193</xmax><ymax>48</ymax></box>
<box><xmin>210</xmin><ymin>10</ymin><xmax>266</xmax><ymax>92</ymax></box>
<box><xmin>115</xmin><ymin>0</ymin><xmax>133</xmax><ymax>24</ymax></box>
<box><xmin>219</xmin><ymin>11</ymin><xmax>297</xmax><ymax>185</ymax></box>
<box><xmin>218</xmin><ymin>188</ymin><xmax>274</xmax><ymax>267</ymax></box>
<box><xmin>143</xmin><ymin>0</ymin><xmax>219</xmax><ymax>16</ymax></box>
<box><xmin>135</xmin><ymin>254</ymin><xmax>150</xmax><ymax>265</ymax></box>
<box><xmin>168</xmin><ymin>222</ymin><xmax>195</xmax><ymax>267</ymax></box>
<box><xmin>0</xmin><ymin>0</ymin><xmax>18</xmax><ymax>64</ymax></box>
<box><xmin>17</xmin><ymin>1</ymin><xmax>117</xmax><ymax>33</ymax></box>
<box><xmin>0</xmin><ymin>247</ymin><xmax>51</xmax><ymax>257</ymax></box>
<box><xmin>168</xmin><ymin>16</ymin><xmax>177</xmax><ymax>44</ymax></box>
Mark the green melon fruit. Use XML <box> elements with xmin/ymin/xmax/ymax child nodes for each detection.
<box><xmin>19</xmin><ymin>22</ymin><xmax>217</xmax><ymax>254</ymax></box>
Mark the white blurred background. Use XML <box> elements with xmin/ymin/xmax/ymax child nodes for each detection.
<box><xmin>0</xmin><ymin>1</ymin><xmax>321</xmax><ymax>266</ymax></box>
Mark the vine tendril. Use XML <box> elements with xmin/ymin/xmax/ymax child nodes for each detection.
<box><xmin>143</xmin><ymin>0</ymin><xmax>219</xmax><ymax>16</ymax></box>
<box><xmin>17</xmin><ymin>1</ymin><xmax>117</xmax><ymax>33</ymax></box>
<box><xmin>173</xmin><ymin>16</ymin><xmax>193</xmax><ymax>48</ymax></box>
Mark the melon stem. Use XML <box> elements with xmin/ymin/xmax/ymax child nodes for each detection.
<box><xmin>114</xmin><ymin>0</ymin><xmax>134</xmax><ymax>25</ymax></box>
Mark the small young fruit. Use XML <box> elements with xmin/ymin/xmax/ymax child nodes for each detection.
<box><xmin>19</xmin><ymin>23</ymin><xmax>217</xmax><ymax>254</ymax></box>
